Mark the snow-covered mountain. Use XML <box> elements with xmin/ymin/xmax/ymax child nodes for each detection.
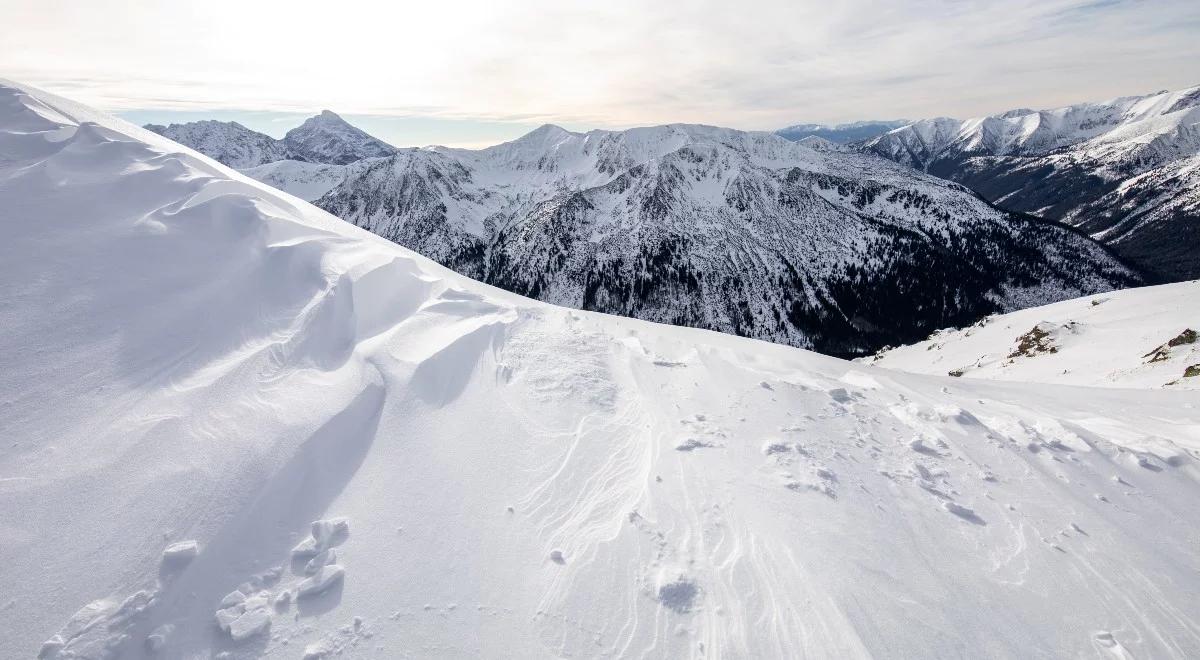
<box><xmin>145</xmin><ymin>110</ymin><xmax>398</xmax><ymax>168</ymax></box>
<box><xmin>775</xmin><ymin>120</ymin><xmax>909</xmax><ymax>144</ymax></box>
<box><xmin>862</xmin><ymin>280</ymin><xmax>1200</xmax><ymax>389</ymax></box>
<box><xmin>281</xmin><ymin>110</ymin><xmax>397</xmax><ymax>165</ymax></box>
<box><xmin>859</xmin><ymin>86</ymin><xmax>1200</xmax><ymax>281</ymax></box>
<box><xmin>143</xmin><ymin>120</ymin><xmax>290</xmax><ymax>169</ymax></box>
<box><xmin>145</xmin><ymin>117</ymin><xmax>1143</xmax><ymax>357</ymax></box>
<box><xmin>5</xmin><ymin>78</ymin><xmax>1200</xmax><ymax>660</ymax></box>
<box><xmin>307</xmin><ymin>123</ymin><xmax>1137</xmax><ymax>356</ymax></box>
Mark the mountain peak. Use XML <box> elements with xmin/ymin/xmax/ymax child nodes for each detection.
<box><xmin>521</xmin><ymin>123</ymin><xmax>574</xmax><ymax>140</ymax></box>
<box><xmin>283</xmin><ymin>110</ymin><xmax>397</xmax><ymax>165</ymax></box>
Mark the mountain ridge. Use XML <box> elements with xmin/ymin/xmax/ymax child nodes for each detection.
<box><xmin>146</xmin><ymin>114</ymin><xmax>1143</xmax><ymax>356</ymax></box>
<box><xmin>145</xmin><ymin>109</ymin><xmax>399</xmax><ymax>167</ymax></box>
<box><xmin>310</xmin><ymin>121</ymin><xmax>1139</xmax><ymax>356</ymax></box>
<box><xmin>857</xmin><ymin>85</ymin><xmax>1200</xmax><ymax>281</ymax></box>
<box><xmin>775</xmin><ymin>120</ymin><xmax>910</xmax><ymax>144</ymax></box>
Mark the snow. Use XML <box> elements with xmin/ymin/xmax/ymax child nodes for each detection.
<box><xmin>4</xmin><ymin>79</ymin><xmax>1200</xmax><ymax>659</ymax></box>
<box><xmin>240</xmin><ymin>159</ymin><xmax>347</xmax><ymax>202</ymax></box>
<box><xmin>864</xmin><ymin>281</ymin><xmax>1200</xmax><ymax>389</ymax></box>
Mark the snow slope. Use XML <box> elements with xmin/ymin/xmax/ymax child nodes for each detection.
<box><xmin>240</xmin><ymin>159</ymin><xmax>348</xmax><ymax>202</ymax></box>
<box><xmin>862</xmin><ymin>281</ymin><xmax>1200</xmax><ymax>389</ymax></box>
<box><xmin>4</xmin><ymin>80</ymin><xmax>1200</xmax><ymax>660</ymax></box>
<box><xmin>859</xmin><ymin>86</ymin><xmax>1200</xmax><ymax>281</ymax></box>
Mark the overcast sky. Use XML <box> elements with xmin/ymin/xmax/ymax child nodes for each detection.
<box><xmin>5</xmin><ymin>0</ymin><xmax>1199</xmax><ymax>147</ymax></box>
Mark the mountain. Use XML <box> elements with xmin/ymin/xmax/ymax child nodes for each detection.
<box><xmin>142</xmin><ymin>119</ymin><xmax>289</xmax><ymax>169</ymax></box>
<box><xmin>307</xmin><ymin>122</ymin><xmax>1138</xmax><ymax>356</ymax></box>
<box><xmin>775</xmin><ymin>119</ymin><xmax>909</xmax><ymax>144</ymax></box>
<box><xmin>281</xmin><ymin>110</ymin><xmax>398</xmax><ymax>165</ymax></box>
<box><xmin>145</xmin><ymin>110</ymin><xmax>398</xmax><ymax>168</ymax></box>
<box><xmin>6</xmin><ymin>78</ymin><xmax>1200</xmax><ymax>660</ymax></box>
<box><xmin>859</xmin><ymin>86</ymin><xmax>1200</xmax><ymax>281</ymax></box>
<box><xmin>862</xmin><ymin>280</ymin><xmax>1200</xmax><ymax>388</ymax></box>
<box><xmin>794</xmin><ymin>135</ymin><xmax>843</xmax><ymax>152</ymax></box>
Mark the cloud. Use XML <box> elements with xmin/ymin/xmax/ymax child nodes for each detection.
<box><xmin>3</xmin><ymin>0</ymin><xmax>1198</xmax><ymax>131</ymax></box>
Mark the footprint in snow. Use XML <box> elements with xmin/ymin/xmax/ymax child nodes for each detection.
<box><xmin>675</xmin><ymin>438</ymin><xmax>717</xmax><ymax>451</ymax></box>
<box><xmin>943</xmin><ymin>501</ymin><xmax>986</xmax><ymax>525</ymax></box>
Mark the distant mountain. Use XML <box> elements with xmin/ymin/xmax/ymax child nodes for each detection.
<box><xmin>305</xmin><ymin>123</ymin><xmax>1137</xmax><ymax>356</ymax></box>
<box><xmin>776</xmin><ymin>120</ymin><xmax>909</xmax><ymax>144</ymax></box>
<box><xmin>858</xmin><ymin>86</ymin><xmax>1200</xmax><ymax>281</ymax></box>
<box><xmin>281</xmin><ymin>110</ymin><xmax>397</xmax><ymax>165</ymax></box>
<box><xmin>143</xmin><ymin>120</ymin><xmax>289</xmax><ymax>169</ymax></box>
<box><xmin>145</xmin><ymin>110</ymin><xmax>397</xmax><ymax>168</ymax></box>
<box><xmin>147</xmin><ymin>115</ymin><xmax>1140</xmax><ymax>356</ymax></box>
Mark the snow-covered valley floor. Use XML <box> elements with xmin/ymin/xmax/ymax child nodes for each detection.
<box><xmin>2</xmin><ymin>80</ymin><xmax>1200</xmax><ymax>659</ymax></box>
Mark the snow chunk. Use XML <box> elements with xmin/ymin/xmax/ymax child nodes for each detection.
<box><xmin>160</xmin><ymin>540</ymin><xmax>199</xmax><ymax>567</ymax></box>
<box><xmin>292</xmin><ymin>517</ymin><xmax>350</xmax><ymax>558</ymax></box>
<box><xmin>298</xmin><ymin>564</ymin><xmax>346</xmax><ymax>598</ymax></box>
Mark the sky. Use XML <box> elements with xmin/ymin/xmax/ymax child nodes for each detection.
<box><xmin>4</xmin><ymin>0</ymin><xmax>1200</xmax><ymax>148</ymax></box>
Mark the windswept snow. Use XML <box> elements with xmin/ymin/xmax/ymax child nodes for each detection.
<box><xmin>4</xmin><ymin>80</ymin><xmax>1200</xmax><ymax>659</ymax></box>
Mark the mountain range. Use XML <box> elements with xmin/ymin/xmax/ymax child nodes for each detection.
<box><xmin>856</xmin><ymin>86</ymin><xmax>1200</xmax><ymax>281</ymax></box>
<box><xmin>146</xmin><ymin>117</ymin><xmax>1137</xmax><ymax>357</ymax></box>
<box><xmin>775</xmin><ymin>119</ymin><xmax>909</xmax><ymax>144</ymax></box>
<box><xmin>146</xmin><ymin>109</ymin><xmax>397</xmax><ymax>167</ymax></box>
<box><xmin>7</xmin><ymin>78</ymin><xmax>1200</xmax><ymax>660</ymax></box>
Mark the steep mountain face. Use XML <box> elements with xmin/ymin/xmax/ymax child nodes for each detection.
<box><xmin>776</xmin><ymin>120</ymin><xmax>909</xmax><ymax>144</ymax></box>
<box><xmin>859</xmin><ymin>86</ymin><xmax>1200</xmax><ymax>281</ymax></box>
<box><xmin>310</xmin><ymin>123</ymin><xmax>1138</xmax><ymax>356</ymax></box>
<box><xmin>145</xmin><ymin>110</ymin><xmax>397</xmax><ymax>167</ymax></box>
<box><xmin>281</xmin><ymin>110</ymin><xmax>398</xmax><ymax>165</ymax></box>
<box><xmin>7</xmin><ymin>79</ymin><xmax>1200</xmax><ymax>660</ymax></box>
<box><xmin>142</xmin><ymin>120</ymin><xmax>289</xmax><ymax>168</ymax></box>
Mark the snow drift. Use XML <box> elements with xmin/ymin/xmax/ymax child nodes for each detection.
<box><xmin>3</xmin><ymin>80</ymin><xmax>1200</xmax><ymax>659</ymax></box>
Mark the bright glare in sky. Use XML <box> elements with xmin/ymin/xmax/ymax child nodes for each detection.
<box><xmin>4</xmin><ymin>0</ymin><xmax>1199</xmax><ymax>147</ymax></box>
